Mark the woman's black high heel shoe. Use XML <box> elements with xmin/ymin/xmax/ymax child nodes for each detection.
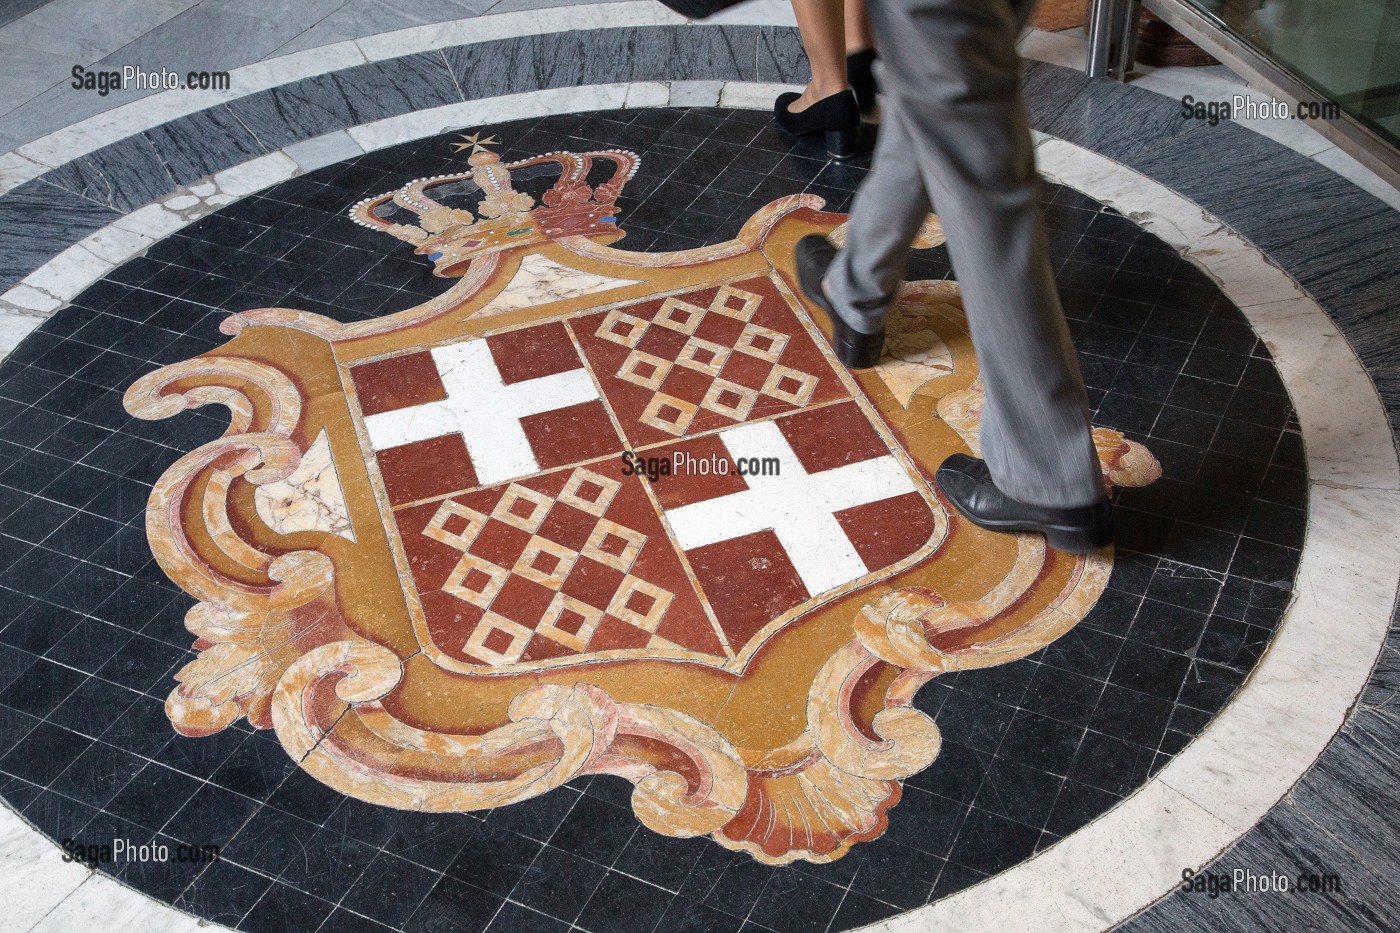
<box><xmin>847</xmin><ymin>49</ymin><xmax>878</xmax><ymax>118</ymax></box>
<box><xmin>774</xmin><ymin>89</ymin><xmax>860</xmax><ymax>160</ymax></box>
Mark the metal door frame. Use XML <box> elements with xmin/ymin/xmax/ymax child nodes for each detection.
<box><xmin>1084</xmin><ymin>0</ymin><xmax>1400</xmax><ymax>190</ymax></box>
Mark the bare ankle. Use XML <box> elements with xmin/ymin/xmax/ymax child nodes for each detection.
<box><xmin>791</xmin><ymin>79</ymin><xmax>849</xmax><ymax>112</ymax></box>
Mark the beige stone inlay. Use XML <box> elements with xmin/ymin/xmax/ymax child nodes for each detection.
<box><xmin>761</xmin><ymin>365</ymin><xmax>818</xmax><ymax>406</ymax></box>
<box><xmin>423</xmin><ymin>500</ymin><xmax>489</xmax><ymax>550</ymax></box>
<box><xmin>581</xmin><ymin>519</ymin><xmax>646</xmax><ymax>572</ymax></box>
<box><xmin>619</xmin><ymin>348</ymin><xmax>673</xmax><ymax>389</ymax></box>
<box><xmin>474</xmin><ymin>253</ymin><xmax>641</xmax><ymax>317</ymax></box>
<box><xmin>537</xmin><ymin>593</ymin><xmax>606</xmax><ymax>650</ymax></box>
<box><xmin>596</xmin><ymin>309</ymin><xmax>649</xmax><ymax>348</ymax></box>
<box><xmin>677</xmin><ymin>336</ymin><xmax>731</xmax><ymax>376</ymax></box>
<box><xmin>465</xmin><ymin>612</ymin><xmax>534</xmax><ymax>664</ymax></box>
<box><xmin>513</xmin><ymin>535</ymin><xmax>578</xmax><ymax>589</ymax></box>
<box><xmin>558</xmin><ymin>468</ymin><xmax>621</xmax><ymax>516</ymax></box>
<box><xmin>655</xmin><ymin>296</ymin><xmax>706</xmax><ymax>335</ymax></box>
<box><xmin>254</xmin><ymin>429</ymin><xmax>357</xmax><ymax>542</ymax></box>
<box><xmin>734</xmin><ymin>322</ymin><xmax>787</xmax><ymax>363</ymax></box>
<box><xmin>711</xmin><ymin>284</ymin><xmax>762</xmax><ymax>322</ymax></box>
<box><xmin>640</xmin><ymin>392</ymin><xmax>698</xmax><ymax>435</ymax></box>
<box><xmin>700</xmin><ymin>378</ymin><xmax>759</xmax><ymax>420</ymax></box>
<box><xmin>876</xmin><ymin>284</ymin><xmax>959</xmax><ymax>408</ymax></box>
<box><xmin>607</xmin><ymin>575</ymin><xmax>675</xmax><ymax>632</ymax></box>
<box><xmin>491</xmin><ymin>484</ymin><xmax>553</xmax><ymax>532</ymax></box>
<box><xmin>443</xmin><ymin>553</ymin><xmax>509</xmax><ymax>608</ymax></box>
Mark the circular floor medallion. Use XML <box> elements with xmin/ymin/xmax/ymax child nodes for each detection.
<box><xmin>0</xmin><ymin>108</ymin><xmax>1305</xmax><ymax>933</ymax></box>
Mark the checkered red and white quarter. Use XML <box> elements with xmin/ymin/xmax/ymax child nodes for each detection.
<box><xmin>349</xmin><ymin>277</ymin><xmax>938</xmax><ymax>667</ymax></box>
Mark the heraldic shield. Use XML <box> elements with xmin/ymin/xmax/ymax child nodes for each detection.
<box><xmin>123</xmin><ymin>137</ymin><xmax>1162</xmax><ymax>865</ymax></box>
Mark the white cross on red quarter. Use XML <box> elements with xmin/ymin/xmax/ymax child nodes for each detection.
<box><xmin>363</xmin><ymin>338</ymin><xmax>598</xmax><ymax>486</ymax></box>
<box><xmin>650</xmin><ymin>400</ymin><xmax>938</xmax><ymax>650</ymax></box>
<box><xmin>349</xmin><ymin>322</ymin><xmax>621</xmax><ymax>506</ymax></box>
<box><xmin>664</xmin><ymin>419</ymin><xmax>918</xmax><ymax>596</ymax></box>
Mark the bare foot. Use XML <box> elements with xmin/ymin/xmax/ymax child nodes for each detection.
<box><xmin>787</xmin><ymin>85</ymin><xmax>820</xmax><ymax>113</ymax></box>
<box><xmin>787</xmin><ymin>82</ymin><xmax>849</xmax><ymax>113</ymax></box>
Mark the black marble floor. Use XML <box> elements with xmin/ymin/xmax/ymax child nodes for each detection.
<box><xmin>0</xmin><ymin>108</ymin><xmax>1305</xmax><ymax>932</ymax></box>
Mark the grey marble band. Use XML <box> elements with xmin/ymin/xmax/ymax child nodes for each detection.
<box><xmin>0</xmin><ymin>18</ymin><xmax>808</xmax><ymax>291</ymax></box>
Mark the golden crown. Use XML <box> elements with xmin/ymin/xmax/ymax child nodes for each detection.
<box><xmin>347</xmin><ymin>135</ymin><xmax>640</xmax><ymax>277</ymax></box>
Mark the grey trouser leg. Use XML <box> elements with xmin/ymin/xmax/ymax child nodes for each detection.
<box><xmin>826</xmin><ymin>0</ymin><xmax>1104</xmax><ymax>509</ymax></box>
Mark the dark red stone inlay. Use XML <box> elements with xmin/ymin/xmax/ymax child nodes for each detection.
<box><xmin>570</xmin><ymin>276</ymin><xmax>847</xmax><ymax>449</ymax></box>
<box><xmin>394</xmin><ymin>462</ymin><xmax>722</xmax><ymax>666</ymax></box>
<box><xmin>351</xmin><ymin>351</ymin><xmax>447</xmax><ymax>416</ymax></box>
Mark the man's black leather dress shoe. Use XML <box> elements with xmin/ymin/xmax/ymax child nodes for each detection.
<box><xmin>774</xmin><ymin>89</ymin><xmax>860</xmax><ymax>159</ymax></box>
<box><xmin>795</xmin><ymin>234</ymin><xmax>884</xmax><ymax>369</ymax></box>
<box><xmin>935</xmin><ymin>454</ymin><xmax>1113</xmax><ymax>554</ymax></box>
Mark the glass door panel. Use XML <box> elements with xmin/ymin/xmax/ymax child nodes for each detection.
<box><xmin>1182</xmin><ymin>0</ymin><xmax>1400</xmax><ymax>148</ymax></box>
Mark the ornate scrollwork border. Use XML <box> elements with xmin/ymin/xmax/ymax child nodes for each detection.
<box><xmin>124</xmin><ymin>356</ymin><xmax>353</xmax><ymax>737</ymax></box>
<box><xmin>257</xmin><ymin>538</ymin><xmax>1112</xmax><ymax>865</ymax></box>
<box><xmin>122</xmin><ymin>199</ymin><xmax>1160</xmax><ymax>866</ymax></box>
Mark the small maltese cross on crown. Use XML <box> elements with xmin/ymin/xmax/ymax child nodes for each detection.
<box><xmin>450</xmin><ymin>132</ymin><xmax>500</xmax><ymax>155</ymax></box>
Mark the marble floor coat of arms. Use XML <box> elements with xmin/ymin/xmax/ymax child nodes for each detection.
<box><xmin>122</xmin><ymin>140</ymin><xmax>1160</xmax><ymax>865</ymax></box>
